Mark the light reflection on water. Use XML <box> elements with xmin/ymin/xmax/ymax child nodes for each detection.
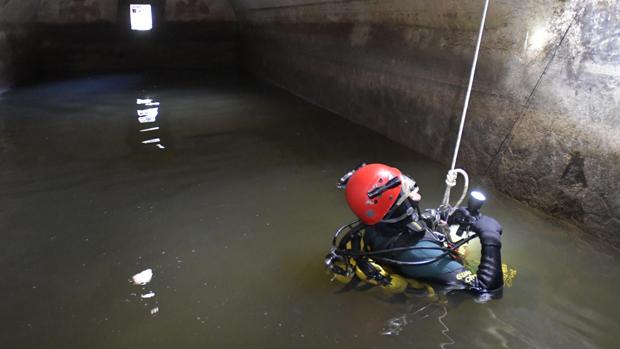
<box><xmin>136</xmin><ymin>97</ymin><xmax>165</xmax><ymax>149</ymax></box>
<box><xmin>0</xmin><ymin>74</ymin><xmax>619</xmax><ymax>349</ymax></box>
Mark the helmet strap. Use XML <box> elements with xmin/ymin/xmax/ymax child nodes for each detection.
<box><xmin>380</xmin><ymin>206</ymin><xmax>414</xmax><ymax>223</ymax></box>
<box><xmin>380</xmin><ymin>175</ymin><xmax>419</xmax><ymax>224</ymax></box>
<box><xmin>396</xmin><ymin>175</ymin><xmax>419</xmax><ymax>206</ymax></box>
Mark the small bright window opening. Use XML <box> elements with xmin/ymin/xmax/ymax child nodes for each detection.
<box><xmin>130</xmin><ymin>4</ymin><xmax>153</xmax><ymax>31</ymax></box>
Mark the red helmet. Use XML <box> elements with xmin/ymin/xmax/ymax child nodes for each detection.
<box><xmin>344</xmin><ymin>163</ymin><xmax>403</xmax><ymax>225</ymax></box>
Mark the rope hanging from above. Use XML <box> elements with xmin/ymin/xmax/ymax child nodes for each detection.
<box><xmin>441</xmin><ymin>0</ymin><xmax>490</xmax><ymax>209</ymax></box>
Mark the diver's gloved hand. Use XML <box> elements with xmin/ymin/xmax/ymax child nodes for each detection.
<box><xmin>471</xmin><ymin>215</ymin><xmax>502</xmax><ymax>247</ymax></box>
<box><xmin>447</xmin><ymin>207</ymin><xmax>471</xmax><ymax>226</ymax></box>
<box><xmin>448</xmin><ymin>208</ymin><xmax>502</xmax><ymax>246</ymax></box>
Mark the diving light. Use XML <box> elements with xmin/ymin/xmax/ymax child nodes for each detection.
<box><xmin>467</xmin><ymin>190</ymin><xmax>486</xmax><ymax>217</ymax></box>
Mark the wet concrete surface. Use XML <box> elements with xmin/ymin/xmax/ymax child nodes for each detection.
<box><xmin>1</xmin><ymin>74</ymin><xmax>619</xmax><ymax>348</ymax></box>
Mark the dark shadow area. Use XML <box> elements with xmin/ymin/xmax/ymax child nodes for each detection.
<box><xmin>1</xmin><ymin>0</ymin><xmax>237</xmax><ymax>88</ymax></box>
<box><xmin>9</xmin><ymin>21</ymin><xmax>237</xmax><ymax>86</ymax></box>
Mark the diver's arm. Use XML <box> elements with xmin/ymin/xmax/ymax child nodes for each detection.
<box><xmin>471</xmin><ymin>215</ymin><xmax>504</xmax><ymax>295</ymax></box>
<box><xmin>447</xmin><ymin>209</ymin><xmax>504</xmax><ymax>296</ymax></box>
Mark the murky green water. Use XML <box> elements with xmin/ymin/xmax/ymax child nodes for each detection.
<box><xmin>1</xmin><ymin>74</ymin><xmax>619</xmax><ymax>348</ymax></box>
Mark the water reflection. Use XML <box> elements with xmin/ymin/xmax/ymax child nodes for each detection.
<box><xmin>136</xmin><ymin>97</ymin><xmax>166</xmax><ymax>149</ymax></box>
<box><xmin>382</xmin><ymin>301</ymin><xmax>454</xmax><ymax>345</ymax></box>
<box><xmin>485</xmin><ymin>308</ymin><xmax>539</xmax><ymax>348</ymax></box>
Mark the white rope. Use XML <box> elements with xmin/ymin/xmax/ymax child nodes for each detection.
<box><xmin>442</xmin><ymin>0</ymin><xmax>490</xmax><ymax>207</ymax></box>
<box><xmin>450</xmin><ymin>0</ymin><xmax>490</xmax><ymax>170</ymax></box>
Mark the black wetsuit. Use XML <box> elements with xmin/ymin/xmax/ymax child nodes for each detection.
<box><xmin>364</xmin><ymin>210</ymin><xmax>504</xmax><ymax>297</ymax></box>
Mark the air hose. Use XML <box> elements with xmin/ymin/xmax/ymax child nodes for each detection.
<box><xmin>327</xmin><ymin>221</ymin><xmax>477</xmax><ymax>269</ymax></box>
<box><xmin>337</xmin><ymin>234</ymin><xmax>477</xmax><ymax>267</ymax></box>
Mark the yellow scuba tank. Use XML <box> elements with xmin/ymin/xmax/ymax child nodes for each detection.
<box><xmin>326</xmin><ymin>220</ymin><xmax>435</xmax><ymax>296</ymax></box>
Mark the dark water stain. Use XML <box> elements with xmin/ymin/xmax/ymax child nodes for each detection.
<box><xmin>561</xmin><ymin>151</ymin><xmax>587</xmax><ymax>187</ymax></box>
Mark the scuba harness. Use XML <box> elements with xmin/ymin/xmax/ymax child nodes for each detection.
<box><xmin>324</xmin><ymin>214</ymin><xmax>479</xmax><ymax>292</ymax></box>
<box><xmin>324</xmin><ymin>221</ymin><xmax>407</xmax><ymax>292</ymax></box>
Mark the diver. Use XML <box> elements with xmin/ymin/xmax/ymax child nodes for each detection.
<box><xmin>325</xmin><ymin>163</ymin><xmax>504</xmax><ymax>300</ymax></box>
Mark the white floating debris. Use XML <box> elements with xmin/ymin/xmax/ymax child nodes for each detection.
<box><xmin>141</xmin><ymin>291</ymin><xmax>155</xmax><ymax>299</ymax></box>
<box><xmin>131</xmin><ymin>268</ymin><xmax>153</xmax><ymax>285</ymax></box>
<box><xmin>156</xmin><ymin>144</ymin><xmax>165</xmax><ymax>149</ymax></box>
<box><xmin>150</xmin><ymin>307</ymin><xmax>159</xmax><ymax>315</ymax></box>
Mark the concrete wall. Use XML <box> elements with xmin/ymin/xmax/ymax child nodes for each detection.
<box><xmin>495</xmin><ymin>2</ymin><xmax>620</xmax><ymax>247</ymax></box>
<box><xmin>30</xmin><ymin>0</ymin><xmax>237</xmax><ymax>23</ymax></box>
<box><xmin>0</xmin><ymin>27</ymin><xmax>10</xmax><ymax>92</ymax></box>
<box><xmin>233</xmin><ymin>0</ymin><xmax>620</xmax><ymax>248</ymax></box>
<box><xmin>0</xmin><ymin>0</ymin><xmax>236</xmax><ymax>24</ymax></box>
<box><xmin>35</xmin><ymin>0</ymin><xmax>118</xmax><ymax>22</ymax></box>
<box><xmin>0</xmin><ymin>0</ymin><xmax>39</xmax><ymax>91</ymax></box>
<box><xmin>0</xmin><ymin>0</ymin><xmax>238</xmax><ymax>86</ymax></box>
<box><xmin>166</xmin><ymin>0</ymin><xmax>236</xmax><ymax>22</ymax></box>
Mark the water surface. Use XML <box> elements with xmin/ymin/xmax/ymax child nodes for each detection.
<box><xmin>1</xmin><ymin>74</ymin><xmax>618</xmax><ymax>348</ymax></box>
